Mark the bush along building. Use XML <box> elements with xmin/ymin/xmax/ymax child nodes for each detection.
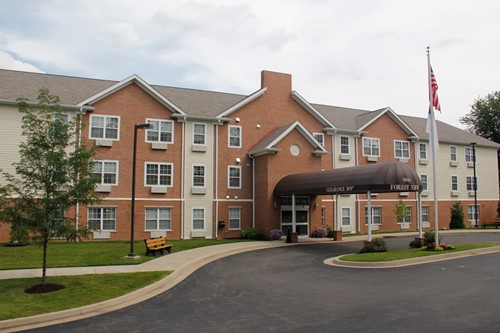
<box><xmin>0</xmin><ymin>68</ymin><xmax>499</xmax><ymax>242</ymax></box>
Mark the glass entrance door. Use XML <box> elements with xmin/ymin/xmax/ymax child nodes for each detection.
<box><xmin>280</xmin><ymin>196</ymin><xmax>310</xmax><ymax>236</ymax></box>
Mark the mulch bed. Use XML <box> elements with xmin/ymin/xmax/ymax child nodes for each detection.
<box><xmin>25</xmin><ymin>283</ymin><xmax>66</xmax><ymax>294</ymax></box>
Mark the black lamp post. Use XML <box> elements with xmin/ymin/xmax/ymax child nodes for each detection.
<box><xmin>471</xmin><ymin>142</ymin><xmax>478</xmax><ymax>228</ymax></box>
<box><xmin>128</xmin><ymin>123</ymin><xmax>152</xmax><ymax>258</ymax></box>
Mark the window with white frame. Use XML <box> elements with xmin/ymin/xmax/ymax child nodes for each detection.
<box><xmin>145</xmin><ymin>163</ymin><xmax>173</xmax><ymax>186</ymax></box>
<box><xmin>394</xmin><ymin>140</ymin><xmax>410</xmax><ymax>159</ymax></box>
<box><xmin>362</xmin><ymin>137</ymin><xmax>380</xmax><ymax>157</ymax></box>
<box><xmin>341</xmin><ymin>207</ymin><xmax>351</xmax><ymax>226</ymax></box>
<box><xmin>90</xmin><ymin>115</ymin><xmax>119</xmax><ymax>140</ymax></box>
<box><xmin>146</xmin><ymin>119</ymin><xmax>173</xmax><ymax>143</ymax></box>
<box><xmin>340</xmin><ymin>136</ymin><xmax>350</xmax><ymax>154</ymax></box>
<box><xmin>365</xmin><ymin>207</ymin><xmax>382</xmax><ymax>225</ymax></box>
<box><xmin>313</xmin><ymin>133</ymin><xmax>324</xmax><ymax>146</ymax></box>
<box><xmin>419</xmin><ymin>143</ymin><xmax>427</xmax><ymax>160</ymax></box>
<box><xmin>229</xmin><ymin>125</ymin><xmax>242</xmax><ymax>148</ymax></box>
<box><xmin>321</xmin><ymin>207</ymin><xmax>325</xmax><ymax>227</ymax></box>
<box><xmin>397</xmin><ymin>206</ymin><xmax>412</xmax><ymax>224</ymax></box>
<box><xmin>420</xmin><ymin>174</ymin><xmax>428</xmax><ymax>191</ymax></box>
<box><xmin>228</xmin><ymin>166</ymin><xmax>241</xmax><ymax>189</ymax></box>
<box><xmin>193</xmin><ymin>165</ymin><xmax>205</xmax><ymax>187</ymax></box>
<box><xmin>467</xmin><ymin>205</ymin><xmax>480</xmax><ymax>221</ymax></box>
<box><xmin>466</xmin><ymin>176</ymin><xmax>476</xmax><ymax>191</ymax></box>
<box><xmin>451</xmin><ymin>175</ymin><xmax>458</xmax><ymax>191</ymax></box>
<box><xmin>192</xmin><ymin>208</ymin><xmax>205</xmax><ymax>230</ymax></box>
<box><xmin>465</xmin><ymin>147</ymin><xmax>474</xmax><ymax>162</ymax></box>
<box><xmin>88</xmin><ymin>207</ymin><xmax>116</xmax><ymax>231</ymax></box>
<box><xmin>145</xmin><ymin>207</ymin><xmax>172</xmax><ymax>230</ymax></box>
<box><xmin>229</xmin><ymin>207</ymin><xmax>241</xmax><ymax>229</ymax></box>
<box><xmin>422</xmin><ymin>206</ymin><xmax>429</xmax><ymax>224</ymax></box>
<box><xmin>450</xmin><ymin>146</ymin><xmax>457</xmax><ymax>162</ymax></box>
<box><xmin>193</xmin><ymin>123</ymin><xmax>206</xmax><ymax>145</ymax></box>
<box><xmin>92</xmin><ymin>161</ymin><xmax>118</xmax><ymax>185</ymax></box>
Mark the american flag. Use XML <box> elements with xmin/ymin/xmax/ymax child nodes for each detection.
<box><xmin>430</xmin><ymin>67</ymin><xmax>441</xmax><ymax>112</ymax></box>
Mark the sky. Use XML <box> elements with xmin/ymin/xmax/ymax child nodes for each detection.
<box><xmin>1</xmin><ymin>0</ymin><xmax>499</xmax><ymax>129</ymax></box>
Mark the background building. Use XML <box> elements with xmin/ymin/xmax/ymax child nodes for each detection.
<box><xmin>0</xmin><ymin>69</ymin><xmax>498</xmax><ymax>241</ymax></box>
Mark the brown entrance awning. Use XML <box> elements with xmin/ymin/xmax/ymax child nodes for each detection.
<box><xmin>273</xmin><ymin>161</ymin><xmax>422</xmax><ymax>196</ymax></box>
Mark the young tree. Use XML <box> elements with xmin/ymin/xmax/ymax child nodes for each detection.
<box><xmin>449</xmin><ymin>201</ymin><xmax>465</xmax><ymax>229</ymax></box>
<box><xmin>394</xmin><ymin>199</ymin><xmax>408</xmax><ymax>228</ymax></box>
<box><xmin>0</xmin><ymin>89</ymin><xmax>99</xmax><ymax>287</ymax></box>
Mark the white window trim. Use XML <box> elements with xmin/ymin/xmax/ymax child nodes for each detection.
<box><xmin>466</xmin><ymin>176</ymin><xmax>476</xmax><ymax>192</ymax></box>
<box><xmin>464</xmin><ymin>147</ymin><xmax>475</xmax><ymax>162</ymax></box>
<box><xmin>192</xmin><ymin>207</ymin><xmax>205</xmax><ymax>230</ymax></box>
<box><xmin>228</xmin><ymin>165</ymin><xmax>242</xmax><ymax>189</ymax></box>
<box><xmin>89</xmin><ymin>115</ymin><xmax>120</xmax><ymax>141</ymax></box>
<box><xmin>419</xmin><ymin>143</ymin><xmax>427</xmax><ymax>160</ymax></box>
<box><xmin>365</xmin><ymin>206</ymin><xmax>382</xmax><ymax>225</ymax></box>
<box><xmin>228</xmin><ymin>207</ymin><xmax>241</xmax><ymax>230</ymax></box>
<box><xmin>228</xmin><ymin>125</ymin><xmax>242</xmax><ymax>148</ymax></box>
<box><xmin>341</xmin><ymin>207</ymin><xmax>351</xmax><ymax>226</ymax></box>
<box><xmin>193</xmin><ymin>123</ymin><xmax>206</xmax><ymax>145</ymax></box>
<box><xmin>145</xmin><ymin>118</ymin><xmax>174</xmax><ymax>144</ymax></box>
<box><xmin>93</xmin><ymin>160</ymin><xmax>119</xmax><ymax>186</ymax></box>
<box><xmin>144</xmin><ymin>162</ymin><xmax>174</xmax><ymax>187</ymax></box>
<box><xmin>450</xmin><ymin>146</ymin><xmax>457</xmax><ymax>162</ymax></box>
<box><xmin>467</xmin><ymin>205</ymin><xmax>480</xmax><ymax>221</ymax></box>
<box><xmin>145</xmin><ymin>207</ymin><xmax>173</xmax><ymax>231</ymax></box>
<box><xmin>394</xmin><ymin>140</ymin><xmax>410</xmax><ymax>159</ymax></box>
<box><xmin>421</xmin><ymin>206</ymin><xmax>430</xmax><ymax>223</ymax></box>
<box><xmin>192</xmin><ymin>164</ymin><xmax>206</xmax><ymax>188</ymax></box>
<box><xmin>313</xmin><ymin>132</ymin><xmax>324</xmax><ymax>146</ymax></box>
<box><xmin>451</xmin><ymin>175</ymin><xmax>459</xmax><ymax>191</ymax></box>
<box><xmin>88</xmin><ymin>207</ymin><xmax>117</xmax><ymax>231</ymax></box>
<box><xmin>340</xmin><ymin>136</ymin><xmax>350</xmax><ymax>154</ymax></box>
<box><xmin>362</xmin><ymin>137</ymin><xmax>380</xmax><ymax>157</ymax></box>
<box><xmin>420</xmin><ymin>174</ymin><xmax>428</xmax><ymax>191</ymax></box>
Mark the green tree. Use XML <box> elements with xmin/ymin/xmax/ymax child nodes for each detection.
<box><xmin>460</xmin><ymin>91</ymin><xmax>500</xmax><ymax>144</ymax></box>
<box><xmin>0</xmin><ymin>89</ymin><xmax>99</xmax><ymax>286</ymax></box>
<box><xmin>394</xmin><ymin>199</ymin><xmax>409</xmax><ymax>227</ymax></box>
<box><xmin>450</xmin><ymin>201</ymin><xmax>465</xmax><ymax>229</ymax></box>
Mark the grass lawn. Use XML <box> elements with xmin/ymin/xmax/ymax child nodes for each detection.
<box><xmin>0</xmin><ymin>239</ymin><xmax>250</xmax><ymax>270</ymax></box>
<box><xmin>340</xmin><ymin>242</ymin><xmax>500</xmax><ymax>262</ymax></box>
<box><xmin>0</xmin><ymin>272</ymin><xmax>169</xmax><ymax>321</ymax></box>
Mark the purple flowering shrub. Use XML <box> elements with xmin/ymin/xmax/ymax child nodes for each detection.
<box><xmin>311</xmin><ymin>227</ymin><xmax>328</xmax><ymax>238</ymax></box>
<box><xmin>269</xmin><ymin>229</ymin><xmax>283</xmax><ymax>240</ymax></box>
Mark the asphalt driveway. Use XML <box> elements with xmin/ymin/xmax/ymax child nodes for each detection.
<box><xmin>25</xmin><ymin>233</ymin><xmax>500</xmax><ymax>333</ymax></box>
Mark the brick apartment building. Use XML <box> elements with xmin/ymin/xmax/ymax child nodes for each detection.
<box><xmin>0</xmin><ymin>68</ymin><xmax>499</xmax><ymax>242</ymax></box>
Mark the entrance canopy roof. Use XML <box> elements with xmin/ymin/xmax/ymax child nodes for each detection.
<box><xmin>274</xmin><ymin>161</ymin><xmax>422</xmax><ymax>196</ymax></box>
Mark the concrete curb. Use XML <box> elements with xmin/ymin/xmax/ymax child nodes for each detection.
<box><xmin>325</xmin><ymin>245</ymin><xmax>500</xmax><ymax>269</ymax></box>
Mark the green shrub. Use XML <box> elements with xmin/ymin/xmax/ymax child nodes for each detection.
<box><xmin>423</xmin><ymin>230</ymin><xmax>442</xmax><ymax>248</ymax></box>
<box><xmin>240</xmin><ymin>227</ymin><xmax>266</xmax><ymax>240</ymax></box>
<box><xmin>449</xmin><ymin>201</ymin><xmax>465</xmax><ymax>229</ymax></box>
<box><xmin>409</xmin><ymin>238</ymin><xmax>423</xmax><ymax>248</ymax></box>
<box><xmin>360</xmin><ymin>237</ymin><xmax>388</xmax><ymax>253</ymax></box>
<box><xmin>325</xmin><ymin>225</ymin><xmax>335</xmax><ymax>238</ymax></box>
<box><xmin>9</xmin><ymin>223</ymin><xmax>31</xmax><ymax>246</ymax></box>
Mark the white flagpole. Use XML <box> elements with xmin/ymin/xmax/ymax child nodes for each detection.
<box><xmin>427</xmin><ymin>47</ymin><xmax>439</xmax><ymax>247</ymax></box>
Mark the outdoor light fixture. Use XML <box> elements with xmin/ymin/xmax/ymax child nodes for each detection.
<box><xmin>471</xmin><ymin>142</ymin><xmax>478</xmax><ymax>227</ymax></box>
<box><xmin>128</xmin><ymin>123</ymin><xmax>152</xmax><ymax>258</ymax></box>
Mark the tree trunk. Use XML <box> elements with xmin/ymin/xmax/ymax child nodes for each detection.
<box><xmin>42</xmin><ymin>238</ymin><xmax>48</xmax><ymax>286</ymax></box>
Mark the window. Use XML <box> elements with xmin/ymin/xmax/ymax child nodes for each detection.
<box><xmin>145</xmin><ymin>207</ymin><xmax>172</xmax><ymax>230</ymax></box>
<box><xmin>467</xmin><ymin>205</ymin><xmax>480</xmax><ymax>221</ymax></box>
<box><xmin>279</xmin><ymin>196</ymin><xmax>310</xmax><ymax>206</ymax></box>
<box><xmin>394</xmin><ymin>140</ymin><xmax>410</xmax><ymax>159</ymax></box>
<box><xmin>362</xmin><ymin>137</ymin><xmax>380</xmax><ymax>157</ymax></box>
<box><xmin>229</xmin><ymin>207</ymin><xmax>241</xmax><ymax>229</ymax></box>
<box><xmin>228</xmin><ymin>166</ymin><xmax>241</xmax><ymax>189</ymax></box>
<box><xmin>341</xmin><ymin>208</ymin><xmax>351</xmax><ymax>226</ymax></box>
<box><xmin>313</xmin><ymin>133</ymin><xmax>324</xmax><ymax>146</ymax></box>
<box><xmin>365</xmin><ymin>207</ymin><xmax>382</xmax><ymax>225</ymax></box>
<box><xmin>397</xmin><ymin>206</ymin><xmax>412</xmax><ymax>224</ymax></box>
<box><xmin>466</xmin><ymin>176</ymin><xmax>476</xmax><ymax>191</ymax></box>
<box><xmin>90</xmin><ymin>115</ymin><xmax>119</xmax><ymax>140</ymax></box>
<box><xmin>88</xmin><ymin>207</ymin><xmax>116</xmax><ymax>231</ymax></box>
<box><xmin>420</xmin><ymin>174</ymin><xmax>428</xmax><ymax>191</ymax></box>
<box><xmin>229</xmin><ymin>125</ymin><xmax>242</xmax><ymax>148</ymax></box>
<box><xmin>451</xmin><ymin>176</ymin><xmax>458</xmax><ymax>191</ymax></box>
<box><xmin>193</xmin><ymin>123</ymin><xmax>206</xmax><ymax>145</ymax></box>
<box><xmin>465</xmin><ymin>147</ymin><xmax>474</xmax><ymax>162</ymax></box>
<box><xmin>146</xmin><ymin>119</ymin><xmax>173</xmax><ymax>143</ymax></box>
<box><xmin>450</xmin><ymin>146</ymin><xmax>457</xmax><ymax>162</ymax></box>
<box><xmin>192</xmin><ymin>208</ymin><xmax>205</xmax><ymax>230</ymax></box>
<box><xmin>321</xmin><ymin>207</ymin><xmax>325</xmax><ymax>227</ymax></box>
<box><xmin>92</xmin><ymin>161</ymin><xmax>118</xmax><ymax>185</ymax></box>
<box><xmin>145</xmin><ymin>163</ymin><xmax>173</xmax><ymax>186</ymax></box>
<box><xmin>419</xmin><ymin>143</ymin><xmax>427</xmax><ymax>160</ymax></box>
<box><xmin>193</xmin><ymin>165</ymin><xmax>205</xmax><ymax>187</ymax></box>
<box><xmin>340</xmin><ymin>136</ymin><xmax>350</xmax><ymax>154</ymax></box>
<box><xmin>421</xmin><ymin>206</ymin><xmax>429</xmax><ymax>224</ymax></box>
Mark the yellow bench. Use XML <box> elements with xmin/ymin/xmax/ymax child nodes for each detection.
<box><xmin>144</xmin><ymin>236</ymin><xmax>173</xmax><ymax>256</ymax></box>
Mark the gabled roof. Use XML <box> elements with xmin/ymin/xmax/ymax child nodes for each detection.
<box><xmin>78</xmin><ymin>74</ymin><xmax>186</xmax><ymax>115</ymax></box>
<box><xmin>357</xmin><ymin>107</ymin><xmax>417</xmax><ymax>136</ymax></box>
<box><xmin>217</xmin><ymin>88</ymin><xmax>267</xmax><ymax>118</ymax></box>
<box><xmin>248</xmin><ymin>121</ymin><xmax>328</xmax><ymax>157</ymax></box>
<box><xmin>291</xmin><ymin>91</ymin><xmax>335</xmax><ymax>129</ymax></box>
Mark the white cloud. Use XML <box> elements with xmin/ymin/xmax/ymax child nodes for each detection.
<box><xmin>0</xmin><ymin>50</ymin><xmax>43</xmax><ymax>72</ymax></box>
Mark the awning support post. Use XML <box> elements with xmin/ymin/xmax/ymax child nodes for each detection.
<box><xmin>367</xmin><ymin>191</ymin><xmax>372</xmax><ymax>242</ymax></box>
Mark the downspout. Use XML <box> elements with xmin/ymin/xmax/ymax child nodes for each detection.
<box><xmin>215</xmin><ymin>123</ymin><xmax>219</xmax><ymax>239</ymax></box>
<box><xmin>413</xmin><ymin>140</ymin><xmax>422</xmax><ymax>238</ymax></box>
<box><xmin>355</xmin><ymin>136</ymin><xmax>361</xmax><ymax>233</ymax></box>
<box><xmin>332</xmin><ymin>132</ymin><xmax>336</xmax><ymax>231</ymax></box>
<box><xmin>250</xmin><ymin>154</ymin><xmax>255</xmax><ymax>228</ymax></box>
<box><xmin>181</xmin><ymin>120</ymin><xmax>185</xmax><ymax>239</ymax></box>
